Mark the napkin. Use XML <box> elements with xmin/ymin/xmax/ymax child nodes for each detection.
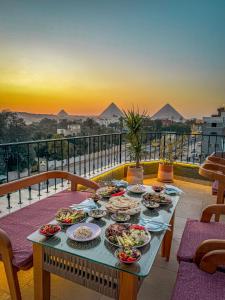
<box><xmin>164</xmin><ymin>185</ymin><xmax>183</xmax><ymax>195</ymax></box>
<box><xmin>112</xmin><ymin>180</ymin><xmax>128</xmax><ymax>188</ymax></box>
<box><xmin>139</xmin><ymin>216</ymin><xmax>170</xmax><ymax>232</ymax></box>
<box><xmin>70</xmin><ymin>199</ymin><xmax>98</xmax><ymax>212</ymax></box>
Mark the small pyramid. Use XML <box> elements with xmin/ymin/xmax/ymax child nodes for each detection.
<box><xmin>57</xmin><ymin>109</ymin><xmax>68</xmax><ymax>118</ymax></box>
<box><xmin>151</xmin><ymin>103</ymin><xmax>184</xmax><ymax>121</ymax></box>
<box><xmin>99</xmin><ymin>102</ymin><xmax>123</xmax><ymax>119</ymax></box>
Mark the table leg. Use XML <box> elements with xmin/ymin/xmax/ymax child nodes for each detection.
<box><xmin>161</xmin><ymin>211</ymin><xmax>175</xmax><ymax>261</ymax></box>
<box><xmin>33</xmin><ymin>244</ymin><xmax>50</xmax><ymax>300</ymax></box>
<box><xmin>119</xmin><ymin>272</ymin><xmax>138</xmax><ymax>300</ymax></box>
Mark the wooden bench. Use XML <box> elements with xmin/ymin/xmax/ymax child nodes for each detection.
<box><xmin>0</xmin><ymin>171</ymin><xmax>99</xmax><ymax>300</ymax></box>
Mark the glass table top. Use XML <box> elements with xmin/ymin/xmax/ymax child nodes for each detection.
<box><xmin>27</xmin><ymin>185</ymin><xmax>179</xmax><ymax>277</ymax></box>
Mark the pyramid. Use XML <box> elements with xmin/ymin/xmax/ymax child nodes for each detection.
<box><xmin>57</xmin><ymin>109</ymin><xmax>69</xmax><ymax>118</ymax></box>
<box><xmin>99</xmin><ymin>102</ymin><xmax>123</xmax><ymax>119</ymax></box>
<box><xmin>151</xmin><ymin>104</ymin><xmax>184</xmax><ymax>122</ymax></box>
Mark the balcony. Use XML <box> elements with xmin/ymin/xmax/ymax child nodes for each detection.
<box><xmin>0</xmin><ymin>132</ymin><xmax>224</xmax><ymax>300</ymax></box>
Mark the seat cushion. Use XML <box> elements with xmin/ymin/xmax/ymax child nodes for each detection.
<box><xmin>171</xmin><ymin>261</ymin><xmax>225</xmax><ymax>300</ymax></box>
<box><xmin>177</xmin><ymin>219</ymin><xmax>225</xmax><ymax>262</ymax></box>
<box><xmin>0</xmin><ymin>190</ymin><xmax>91</xmax><ymax>269</ymax></box>
<box><xmin>212</xmin><ymin>180</ymin><xmax>225</xmax><ymax>196</ymax></box>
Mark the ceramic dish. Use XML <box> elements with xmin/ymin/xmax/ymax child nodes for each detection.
<box><xmin>105</xmin><ymin>223</ymin><xmax>151</xmax><ymax>248</ymax></box>
<box><xmin>115</xmin><ymin>248</ymin><xmax>141</xmax><ymax>264</ymax></box>
<box><xmin>88</xmin><ymin>209</ymin><xmax>107</xmax><ymax>219</ymax></box>
<box><xmin>111</xmin><ymin>213</ymin><xmax>131</xmax><ymax>223</ymax></box>
<box><xmin>56</xmin><ymin>208</ymin><xmax>86</xmax><ymax>225</ymax></box>
<box><xmin>127</xmin><ymin>184</ymin><xmax>146</xmax><ymax>194</ymax></box>
<box><xmin>66</xmin><ymin>223</ymin><xmax>101</xmax><ymax>242</ymax></box>
<box><xmin>39</xmin><ymin>224</ymin><xmax>61</xmax><ymax>237</ymax></box>
<box><xmin>142</xmin><ymin>199</ymin><xmax>160</xmax><ymax>209</ymax></box>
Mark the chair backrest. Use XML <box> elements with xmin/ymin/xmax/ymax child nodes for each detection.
<box><xmin>0</xmin><ymin>171</ymin><xmax>99</xmax><ymax>196</ymax></box>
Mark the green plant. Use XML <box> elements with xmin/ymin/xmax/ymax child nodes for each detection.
<box><xmin>152</xmin><ymin>134</ymin><xmax>187</xmax><ymax>165</ymax></box>
<box><xmin>123</xmin><ymin>109</ymin><xmax>145</xmax><ymax>168</ymax></box>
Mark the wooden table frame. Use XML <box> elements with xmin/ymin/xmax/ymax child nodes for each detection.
<box><xmin>32</xmin><ymin>212</ymin><xmax>175</xmax><ymax>300</ymax></box>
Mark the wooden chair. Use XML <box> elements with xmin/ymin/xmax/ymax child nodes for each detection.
<box><xmin>177</xmin><ymin>203</ymin><xmax>225</xmax><ymax>266</ymax></box>
<box><xmin>174</xmin><ymin>204</ymin><xmax>225</xmax><ymax>299</ymax></box>
<box><xmin>0</xmin><ymin>171</ymin><xmax>99</xmax><ymax>300</ymax></box>
<box><xmin>199</xmin><ymin>162</ymin><xmax>225</xmax><ymax>221</ymax></box>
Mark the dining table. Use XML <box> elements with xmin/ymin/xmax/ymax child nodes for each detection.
<box><xmin>27</xmin><ymin>185</ymin><xmax>180</xmax><ymax>300</ymax></box>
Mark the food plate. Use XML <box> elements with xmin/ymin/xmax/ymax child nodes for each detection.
<box><xmin>56</xmin><ymin>208</ymin><xmax>86</xmax><ymax>225</ymax></box>
<box><xmin>111</xmin><ymin>213</ymin><xmax>131</xmax><ymax>222</ymax></box>
<box><xmin>142</xmin><ymin>193</ymin><xmax>172</xmax><ymax>205</ymax></box>
<box><xmin>96</xmin><ymin>186</ymin><xmax>125</xmax><ymax>198</ymax></box>
<box><xmin>127</xmin><ymin>184</ymin><xmax>146</xmax><ymax>194</ymax></box>
<box><xmin>105</xmin><ymin>223</ymin><xmax>151</xmax><ymax>248</ymax></box>
<box><xmin>142</xmin><ymin>200</ymin><xmax>160</xmax><ymax>209</ymax></box>
<box><xmin>88</xmin><ymin>209</ymin><xmax>107</xmax><ymax>219</ymax></box>
<box><xmin>106</xmin><ymin>196</ymin><xmax>141</xmax><ymax>215</ymax></box>
<box><xmin>39</xmin><ymin>224</ymin><xmax>61</xmax><ymax>237</ymax></box>
<box><xmin>66</xmin><ymin>223</ymin><xmax>101</xmax><ymax>242</ymax></box>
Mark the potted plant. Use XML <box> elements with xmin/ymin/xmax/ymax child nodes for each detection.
<box><xmin>154</xmin><ymin>134</ymin><xmax>187</xmax><ymax>182</ymax></box>
<box><xmin>123</xmin><ymin>109</ymin><xmax>145</xmax><ymax>184</ymax></box>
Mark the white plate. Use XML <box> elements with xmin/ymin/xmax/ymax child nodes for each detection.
<box><xmin>127</xmin><ymin>185</ymin><xmax>146</xmax><ymax>194</ymax></box>
<box><xmin>66</xmin><ymin>223</ymin><xmax>101</xmax><ymax>241</ymax></box>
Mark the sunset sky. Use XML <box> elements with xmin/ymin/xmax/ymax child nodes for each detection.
<box><xmin>0</xmin><ymin>0</ymin><xmax>225</xmax><ymax>118</ymax></box>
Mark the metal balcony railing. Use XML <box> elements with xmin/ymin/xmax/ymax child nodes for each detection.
<box><xmin>0</xmin><ymin>132</ymin><xmax>225</xmax><ymax>211</ymax></box>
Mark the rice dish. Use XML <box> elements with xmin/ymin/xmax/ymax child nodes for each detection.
<box><xmin>73</xmin><ymin>226</ymin><xmax>92</xmax><ymax>239</ymax></box>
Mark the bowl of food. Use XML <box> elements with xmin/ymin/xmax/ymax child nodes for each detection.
<box><xmin>105</xmin><ymin>223</ymin><xmax>151</xmax><ymax>248</ymax></box>
<box><xmin>111</xmin><ymin>213</ymin><xmax>130</xmax><ymax>223</ymax></box>
<box><xmin>39</xmin><ymin>224</ymin><xmax>61</xmax><ymax>237</ymax></box>
<box><xmin>88</xmin><ymin>209</ymin><xmax>107</xmax><ymax>219</ymax></box>
<box><xmin>152</xmin><ymin>185</ymin><xmax>164</xmax><ymax>193</ymax></box>
<box><xmin>115</xmin><ymin>248</ymin><xmax>141</xmax><ymax>264</ymax></box>
<box><xmin>142</xmin><ymin>199</ymin><xmax>160</xmax><ymax>209</ymax></box>
<box><xmin>127</xmin><ymin>184</ymin><xmax>146</xmax><ymax>194</ymax></box>
<box><xmin>90</xmin><ymin>193</ymin><xmax>102</xmax><ymax>202</ymax></box>
<box><xmin>66</xmin><ymin>223</ymin><xmax>101</xmax><ymax>242</ymax></box>
<box><xmin>56</xmin><ymin>208</ymin><xmax>86</xmax><ymax>225</ymax></box>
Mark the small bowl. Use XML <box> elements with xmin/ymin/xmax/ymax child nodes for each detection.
<box><xmin>142</xmin><ymin>200</ymin><xmax>160</xmax><ymax>209</ymax></box>
<box><xmin>111</xmin><ymin>213</ymin><xmax>130</xmax><ymax>223</ymax></box>
<box><xmin>115</xmin><ymin>248</ymin><xmax>141</xmax><ymax>264</ymax></box>
<box><xmin>39</xmin><ymin>224</ymin><xmax>61</xmax><ymax>237</ymax></box>
<box><xmin>88</xmin><ymin>209</ymin><xmax>107</xmax><ymax>219</ymax></box>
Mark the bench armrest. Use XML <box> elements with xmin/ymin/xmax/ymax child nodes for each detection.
<box><xmin>200</xmin><ymin>204</ymin><xmax>225</xmax><ymax>222</ymax></box>
<box><xmin>199</xmin><ymin>250</ymin><xmax>225</xmax><ymax>273</ymax></box>
<box><xmin>199</xmin><ymin>163</ymin><xmax>225</xmax><ymax>180</ymax></box>
<box><xmin>0</xmin><ymin>171</ymin><xmax>100</xmax><ymax>196</ymax></box>
<box><xmin>194</xmin><ymin>239</ymin><xmax>225</xmax><ymax>266</ymax></box>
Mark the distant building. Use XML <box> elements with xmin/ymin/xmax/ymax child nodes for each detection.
<box><xmin>151</xmin><ymin>103</ymin><xmax>184</xmax><ymax>122</ymax></box>
<box><xmin>57</xmin><ymin>124</ymin><xmax>81</xmax><ymax>136</ymax></box>
<box><xmin>97</xmin><ymin>102</ymin><xmax>123</xmax><ymax>126</ymax></box>
<box><xmin>202</xmin><ymin>107</ymin><xmax>225</xmax><ymax>155</ymax></box>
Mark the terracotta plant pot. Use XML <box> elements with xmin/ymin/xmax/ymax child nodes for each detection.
<box><xmin>127</xmin><ymin>166</ymin><xmax>144</xmax><ymax>185</ymax></box>
<box><xmin>157</xmin><ymin>162</ymin><xmax>174</xmax><ymax>183</ymax></box>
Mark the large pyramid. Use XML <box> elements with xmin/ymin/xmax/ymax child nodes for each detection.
<box><xmin>99</xmin><ymin>102</ymin><xmax>123</xmax><ymax>119</ymax></box>
<box><xmin>151</xmin><ymin>103</ymin><xmax>184</xmax><ymax>122</ymax></box>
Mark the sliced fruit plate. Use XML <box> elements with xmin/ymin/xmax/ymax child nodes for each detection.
<box><xmin>115</xmin><ymin>248</ymin><xmax>141</xmax><ymax>264</ymax></box>
<box><xmin>39</xmin><ymin>224</ymin><xmax>61</xmax><ymax>237</ymax></box>
<box><xmin>105</xmin><ymin>223</ymin><xmax>151</xmax><ymax>248</ymax></box>
<box><xmin>55</xmin><ymin>208</ymin><xmax>86</xmax><ymax>225</ymax></box>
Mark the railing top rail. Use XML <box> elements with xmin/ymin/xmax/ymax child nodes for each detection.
<box><xmin>0</xmin><ymin>132</ymin><xmax>225</xmax><ymax>147</ymax></box>
<box><xmin>0</xmin><ymin>132</ymin><xmax>122</xmax><ymax>147</ymax></box>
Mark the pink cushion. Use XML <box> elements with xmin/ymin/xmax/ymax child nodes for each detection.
<box><xmin>212</xmin><ymin>180</ymin><xmax>225</xmax><ymax>196</ymax></box>
<box><xmin>177</xmin><ymin>219</ymin><xmax>225</xmax><ymax>262</ymax></box>
<box><xmin>171</xmin><ymin>261</ymin><xmax>225</xmax><ymax>300</ymax></box>
<box><xmin>0</xmin><ymin>190</ymin><xmax>90</xmax><ymax>268</ymax></box>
